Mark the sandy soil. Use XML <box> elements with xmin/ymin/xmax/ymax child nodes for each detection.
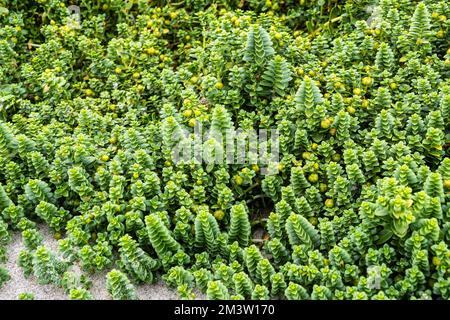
<box><xmin>0</xmin><ymin>225</ymin><xmax>188</xmax><ymax>300</ymax></box>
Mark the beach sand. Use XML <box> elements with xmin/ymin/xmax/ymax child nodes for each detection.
<box><xmin>0</xmin><ymin>225</ymin><xmax>189</xmax><ymax>300</ymax></box>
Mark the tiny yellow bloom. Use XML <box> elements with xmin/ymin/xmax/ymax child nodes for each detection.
<box><xmin>332</xmin><ymin>153</ymin><xmax>341</xmax><ymax>162</ymax></box>
<box><xmin>183</xmin><ymin>109</ymin><xmax>193</xmax><ymax>118</ymax></box>
<box><xmin>353</xmin><ymin>88</ymin><xmax>362</xmax><ymax>95</ymax></box>
<box><xmin>321</xmin><ymin>118</ymin><xmax>332</xmax><ymax>129</ymax></box>
<box><xmin>234</xmin><ymin>175</ymin><xmax>243</xmax><ymax>185</ymax></box>
<box><xmin>190</xmin><ymin>76</ymin><xmax>199</xmax><ymax>84</ymax></box>
<box><xmin>432</xmin><ymin>257</ymin><xmax>441</xmax><ymax>266</ymax></box>
<box><xmin>309</xmin><ymin>217</ymin><xmax>318</xmax><ymax>226</ymax></box>
<box><xmin>347</xmin><ymin>106</ymin><xmax>356</xmax><ymax>114</ymax></box>
<box><xmin>362</xmin><ymin>77</ymin><xmax>373</xmax><ymax>86</ymax></box>
<box><xmin>361</xmin><ymin>99</ymin><xmax>369</xmax><ymax>108</ymax></box>
<box><xmin>325</xmin><ymin>198</ymin><xmax>334</xmax><ymax>208</ymax></box>
<box><xmin>214</xmin><ymin>210</ymin><xmax>225</xmax><ymax>221</ymax></box>
<box><xmin>319</xmin><ymin>183</ymin><xmax>328</xmax><ymax>193</ymax></box>
<box><xmin>443</xmin><ymin>179</ymin><xmax>450</xmax><ymax>190</ymax></box>
<box><xmin>308</xmin><ymin>173</ymin><xmax>319</xmax><ymax>183</ymax></box>
<box><xmin>188</xmin><ymin>118</ymin><xmax>196</xmax><ymax>127</ymax></box>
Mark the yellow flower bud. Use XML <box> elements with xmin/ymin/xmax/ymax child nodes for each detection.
<box><xmin>214</xmin><ymin>210</ymin><xmax>225</xmax><ymax>221</ymax></box>
<box><xmin>362</xmin><ymin>77</ymin><xmax>373</xmax><ymax>86</ymax></box>
<box><xmin>234</xmin><ymin>175</ymin><xmax>243</xmax><ymax>185</ymax></box>
<box><xmin>347</xmin><ymin>106</ymin><xmax>356</xmax><ymax>114</ymax></box>
<box><xmin>188</xmin><ymin>118</ymin><xmax>196</xmax><ymax>127</ymax></box>
<box><xmin>309</xmin><ymin>217</ymin><xmax>318</xmax><ymax>226</ymax></box>
<box><xmin>332</xmin><ymin>154</ymin><xmax>341</xmax><ymax>162</ymax></box>
<box><xmin>353</xmin><ymin>88</ymin><xmax>362</xmax><ymax>95</ymax></box>
<box><xmin>321</xmin><ymin>118</ymin><xmax>332</xmax><ymax>129</ymax></box>
<box><xmin>183</xmin><ymin>109</ymin><xmax>193</xmax><ymax>118</ymax></box>
<box><xmin>326</xmin><ymin>127</ymin><xmax>335</xmax><ymax>136</ymax></box>
<box><xmin>325</xmin><ymin>198</ymin><xmax>334</xmax><ymax>208</ymax></box>
<box><xmin>443</xmin><ymin>179</ymin><xmax>450</xmax><ymax>190</ymax></box>
<box><xmin>432</xmin><ymin>257</ymin><xmax>441</xmax><ymax>266</ymax></box>
<box><xmin>190</xmin><ymin>76</ymin><xmax>199</xmax><ymax>84</ymax></box>
<box><xmin>308</xmin><ymin>173</ymin><xmax>319</xmax><ymax>183</ymax></box>
<box><xmin>361</xmin><ymin>99</ymin><xmax>369</xmax><ymax>108</ymax></box>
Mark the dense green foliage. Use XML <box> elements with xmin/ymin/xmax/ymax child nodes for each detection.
<box><xmin>0</xmin><ymin>0</ymin><xmax>449</xmax><ymax>300</ymax></box>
